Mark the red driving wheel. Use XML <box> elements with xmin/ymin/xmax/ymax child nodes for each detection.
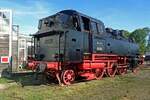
<box><xmin>95</xmin><ymin>68</ymin><xmax>105</xmax><ymax>80</ymax></box>
<box><xmin>61</xmin><ymin>69</ymin><xmax>75</xmax><ymax>85</ymax></box>
<box><xmin>117</xmin><ymin>67</ymin><xmax>127</xmax><ymax>75</ymax></box>
<box><xmin>106</xmin><ymin>63</ymin><xmax>117</xmax><ymax>77</ymax></box>
<box><xmin>132</xmin><ymin>67</ymin><xmax>140</xmax><ymax>74</ymax></box>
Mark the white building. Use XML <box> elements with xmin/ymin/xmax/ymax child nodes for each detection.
<box><xmin>0</xmin><ymin>9</ymin><xmax>31</xmax><ymax>72</ymax></box>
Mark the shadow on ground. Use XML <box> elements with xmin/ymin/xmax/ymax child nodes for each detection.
<box><xmin>0</xmin><ymin>69</ymin><xmax>102</xmax><ymax>87</ymax></box>
<box><xmin>1</xmin><ymin>69</ymin><xmax>59</xmax><ymax>87</ymax></box>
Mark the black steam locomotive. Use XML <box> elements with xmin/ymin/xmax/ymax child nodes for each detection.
<box><xmin>28</xmin><ymin>10</ymin><xmax>142</xmax><ymax>85</ymax></box>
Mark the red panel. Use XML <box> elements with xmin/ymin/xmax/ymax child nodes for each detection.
<box><xmin>2</xmin><ymin>58</ymin><xmax>8</xmax><ymax>62</ymax></box>
<box><xmin>79</xmin><ymin>62</ymin><xmax>105</xmax><ymax>70</ymax></box>
<box><xmin>46</xmin><ymin>62</ymin><xmax>60</xmax><ymax>70</ymax></box>
<box><xmin>27</xmin><ymin>61</ymin><xmax>60</xmax><ymax>71</ymax></box>
<box><xmin>1</xmin><ymin>56</ymin><xmax>9</xmax><ymax>63</ymax></box>
<box><xmin>90</xmin><ymin>63</ymin><xmax>105</xmax><ymax>69</ymax></box>
<box><xmin>79</xmin><ymin>63</ymin><xmax>91</xmax><ymax>70</ymax></box>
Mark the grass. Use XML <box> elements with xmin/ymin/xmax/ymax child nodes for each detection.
<box><xmin>0</xmin><ymin>78</ymin><xmax>13</xmax><ymax>84</ymax></box>
<box><xmin>0</xmin><ymin>66</ymin><xmax>150</xmax><ymax>100</ymax></box>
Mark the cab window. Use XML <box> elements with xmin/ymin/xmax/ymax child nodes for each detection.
<box><xmin>38</xmin><ymin>20</ymin><xmax>42</xmax><ymax>29</ymax></box>
<box><xmin>91</xmin><ymin>21</ymin><xmax>98</xmax><ymax>34</ymax></box>
<box><xmin>97</xmin><ymin>24</ymin><xmax>104</xmax><ymax>34</ymax></box>
<box><xmin>81</xmin><ymin>16</ymin><xmax>90</xmax><ymax>32</ymax></box>
<box><xmin>73</xmin><ymin>16</ymin><xmax>81</xmax><ymax>31</ymax></box>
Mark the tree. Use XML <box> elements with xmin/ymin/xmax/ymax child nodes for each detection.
<box><xmin>122</xmin><ymin>30</ymin><xmax>131</xmax><ymax>39</ymax></box>
<box><xmin>123</xmin><ymin>27</ymin><xmax>150</xmax><ymax>54</ymax></box>
<box><xmin>143</xmin><ymin>27</ymin><xmax>150</xmax><ymax>33</ymax></box>
<box><xmin>142</xmin><ymin>27</ymin><xmax>150</xmax><ymax>52</ymax></box>
<box><xmin>146</xmin><ymin>31</ymin><xmax>150</xmax><ymax>52</ymax></box>
<box><xmin>129</xmin><ymin>28</ymin><xmax>149</xmax><ymax>54</ymax></box>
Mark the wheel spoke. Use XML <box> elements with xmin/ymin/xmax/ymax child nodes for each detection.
<box><xmin>61</xmin><ymin>69</ymin><xmax>75</xmax><ymax>85</ymax></box>
<box><xmin>107</xmin><ymin>63</ymin><xmax>117</xmax><ymax>77</ymax></box>
<box><xmin>118</xmin><ymin>66</ymin><xmax>127</xmax><ymax>75</ymax></box>
<box><xmin>95</xmin><ymin>68</ymin><xmax>104</xmax><ymax>80</ymax></box>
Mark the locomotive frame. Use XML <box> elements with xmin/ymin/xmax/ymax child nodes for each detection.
<box><xmin>27</xmin><ymin>10</ymin><xmax>143</xmax><ymax>85</ymax></box>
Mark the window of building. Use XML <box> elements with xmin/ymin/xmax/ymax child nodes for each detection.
<box><xmin>81</xmin><ymin>16</ymin><xmax>90</xmax><ymax>32</ymax></box>
<box><xmin>91</xmin><ymin>21</ymin><xmax>98</xmax><ymax>34</ymax></box>
<box><xmin>0</xmin><ymin>11</ymin><xmax>11</xmax><ymax>34</ymax></box>
<box><xmin>19</xmin><ymin>39</ymin><xmax>26</xmax><ymax>49</ymax></box>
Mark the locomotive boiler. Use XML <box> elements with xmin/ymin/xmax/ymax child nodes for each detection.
<box><xmin>28</xmin><ymin>10</ymin><xmax>142</xmax><ymax>85</ymax></box>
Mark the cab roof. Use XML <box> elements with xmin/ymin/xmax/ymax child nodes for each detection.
<box><xmin>41</xmin><ymin>9</ymin><xmax>104</xmax><ymax>25</ymax></box>
<box><xmin>58</xmin><ymin>10</ymin><xmax>104</xmax><ymax>24</ymax></box>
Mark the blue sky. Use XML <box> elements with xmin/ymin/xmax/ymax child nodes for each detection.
<box><xmin>0</xmin><ymin>0</ymin><xmax>150</xmax><ymax>34</ymax></box>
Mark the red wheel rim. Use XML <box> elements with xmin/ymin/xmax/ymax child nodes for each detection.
<box><xmin>62</xmin><ymin>70</ymin><xmax>75</xmax><ymax>85</ymax></box>
<box><xmin>95</xmin><ymin>68</ymin><xmax>105</xmax><ymax>80</ymax></box>
<box><xmin>132</xmin><ymin>67</ymin><xmax>139</xmax><ymax>74</ymax></box>
<box><xmin>118</xmin><ymin>67</ymin><xmax>127</xmax><ymax>75</ymax></box>
<box><xmin>107</xmin><ymin>63</ymin><xmax>117</xmax><ymax>77</ymax></box>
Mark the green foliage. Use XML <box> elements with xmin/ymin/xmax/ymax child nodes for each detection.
<box><xmin>123</xmin><ymin>27</ymin><xmax>150</xmax><ymax>54</ymax></box>
<box><xmin>143</xmin><ymin>27</ymin><xmax>150</xmax><ymax>52</ymax></box>
<box><xmin>146</xmin><ymin>43</ymin><xmax>150</xmax><ymax>52</ymax></box>
<box><xmin>146</xmin><ymin>35</ymin><xmax>150</xmax><ymax>52</ymax></box>
<box><xmin>129</xmin><ymin>28</ymin><xmax>148</xmax><ymax>54</ymax></box>
<box><xmin>143</xmin><ymin>27</ymin><xmax>150</xmax><ymax>33</ymax></box>
<box><xmin>145</xmin><ymin>27</ymin><xmax>150</xmax><ymax>52</ymax></box>
<box><xmin>122</xmin><ymin>30</ymin><xmax>131</xmax><ymax>39</ymax></box>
